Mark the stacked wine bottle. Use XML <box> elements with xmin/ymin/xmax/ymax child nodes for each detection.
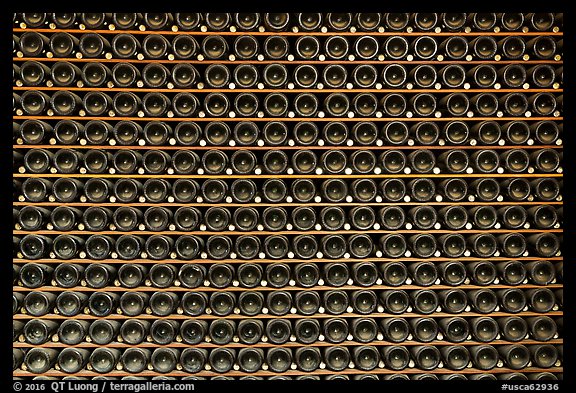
<box><xmin>13</xmin><ymin>12</ymin><xmax>563</xmax><ymax>381</ymax></box>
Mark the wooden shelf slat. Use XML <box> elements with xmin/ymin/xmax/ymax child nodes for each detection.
<box><xmin>12</xmin><ymin>311</ymin><xmax>563</xmax><ymax>321</ymax></box>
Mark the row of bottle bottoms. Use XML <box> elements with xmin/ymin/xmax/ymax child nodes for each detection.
<box><xmin>13</xmin><ymin>342</ymin><xmax>563</xmax><ymax>374</ymax></box>
<box><xmin>14</xmin><ymin>147</ymin><xmax>563</xmax><ymax>175</ymax></box>
<box><xmin>13</xmin><ymin>90</ymin><xmax>564</xmax><ymax>118</ymax></box>
<box><xmin>13</xmin><ymin>286</ymin><xmax>563</xmax><ymax>318</ymax></box>
<box><xmin>13</xmin><ymin>119</ymin><xmax>564</xmax><ymax>147</ymax></box>
<box><xmin>13</xmin><ymin>61</ymin><xmax>564</xmax><ymax>91</ymax></box>
<box><xmin>13</xmin><ymin>13</ymin><xmax>564</xmax><ymax>32</ymax></box>
<box><xmin>13</xmin><ymin>314</ymin><xmax>562</xmax><ymax>347</ymax></box>
<box><xmin>13</xmin><ymin>373</ymin><xmax>564</xmax><ymax>381</ymax></box>
<box><xmin>14</xmin><ymin>204</ymin><xmax>563</xmax><ymax>233</ymax></box>
<box><xmin>13</xmin><ymin>31</ymin><xmax>563</xmax><ymax>61</ymax></box>
<box><xmin>13</xmin><ymin>259</ymin><xmax>562</xmax><ymax>289</ymax></box>
<box><xmin>15</xmin><ymin>177</ymin><xmax>563</xmax><ymax>204</ymax></box>
<box><xmin>14</xmin><ymin>231</ymin><xmax>562</xmax><ymax>260</ymax></box>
